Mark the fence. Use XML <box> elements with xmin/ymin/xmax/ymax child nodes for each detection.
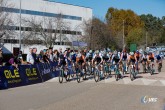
<box><xmin>0</xmin><ymin>61</ymin><xmax>62</xmax><ymax>89</ymax></box>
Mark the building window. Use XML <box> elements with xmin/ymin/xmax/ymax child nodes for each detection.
<box><xmin>2</xmin><ymin>7</ymin><xmax>82</xmax><ymax>21</ymax></box>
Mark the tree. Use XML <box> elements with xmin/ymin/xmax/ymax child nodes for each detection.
<box><xmin>83</xmin><ymin>17</ymin><xmax>114</xmax><ymax>50</ymax></box>
<box><xmin>105</xmin><ymin>7</ymin><xmax>144</xmax><ymax>49</ymax></box>
<box><xmin>22</xmin><ymin>13</ymin><xmax>70</xmax><ymax>48</ymax></box>
<box><xmin>0</xmin><ymin>0</ymin><xmax>14</xmax><ymax>47</ymax></box>
<box><xmin>140</xmin><ymin>14</ymin><xmax>163</xmax><ymax>46</ymax></box>
<box><xmin>126</xmin><ymin>28</ymin><xmax>145</xmax><ymax>47</ymax></box>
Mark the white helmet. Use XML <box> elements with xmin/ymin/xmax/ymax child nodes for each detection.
<box><xmin>130</xmin><ymin>52</ymin><xmax>134</xmax><ymax>56</ymax></box>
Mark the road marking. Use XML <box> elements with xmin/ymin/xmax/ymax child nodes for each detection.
<box><xmin>141</xmin><ymin>79</ymin><xmax>157</xmax><ymax>85</ymax></box>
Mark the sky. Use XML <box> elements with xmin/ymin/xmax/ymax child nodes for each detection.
<box><xmin>51</xmin><ymin>0</ymin><xmax>165</xmax><ymax>19</ymax></box>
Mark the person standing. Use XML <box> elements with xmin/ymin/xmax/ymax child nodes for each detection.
<box><xmin>48</xmin><ymin>47</ymin><xmax>53</xmax><ymax>62</ymax></box>
<box><xmin>26</xmin><ymin>48</ymin><xmax>34</xmax><ymax>64</ymax></box>
<box><xmin>0</xmin><ymin>48</ymin><xmax>3</xmax><ymax>66</ymax></box>
<box><xmin>32</xmin><ymin>48</ymin><xmax>38</xmax><ymax>64</ymax></box>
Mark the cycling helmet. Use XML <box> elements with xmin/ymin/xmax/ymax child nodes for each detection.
<box><xmin>130</xmin><ymin>52</ymin><xmax>134</xmax><ymax>56</ymax></box>
<box><xmin>89</xmin><ymin>50</ymin><xmax>92</xmax><ymax>53</ymax></box>
<box><xmin>95</xmin><ymin>50</ymin><xmax>99</xmax><ymax>54</ymax></box>
<box><xmin>136</xmin><ymin>50</ymin><xmax>139</xmax><ymax>54</ymax></box>
<box><xmin>113</xmin><ymin>51</ymin><xmax>117</xmax><ymax>55</ymax></box>
<box><xmin>107</xmin><ymin>48</ymin><xmax>111</xmax><ymax>52</ymax></box>
<box><xmin>144</xmin><ymin>51</ymin><xmax>147</xmax><ymax>55</ymax></box>
<box><xmin>77</xmin><ymin>53</ymin><xmax>81</xmax><ymax>58</ymax></box>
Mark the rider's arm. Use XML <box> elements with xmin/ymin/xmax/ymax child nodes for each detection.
<box><xmin>119</xmin><ymin>53</ymin><xmax>123</xmax><ymax>62</ymax></box>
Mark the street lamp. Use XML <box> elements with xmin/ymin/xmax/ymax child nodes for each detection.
<box><xmin>90</xmin><ymin>26</ymin><xmax>93</xmax><ymax>49</ymax></box>
<box><xmin>19</xmin><ymin>0</ymin><xmax>22</xmax><ymax>50</ymax></box>
<box><xmin>123</xmin><ymin>20</ymin><xmax>125</xmax><ymax>50</ymax></box>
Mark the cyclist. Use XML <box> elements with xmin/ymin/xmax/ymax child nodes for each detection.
<box><xmin>147</xmin><ymin>52</ymin><xmax>155</xmax><ymax>70</ymax></box>
<box><xmin>120</xmin><ymin>49</ymin><xmax>128</xmax><ymax>73</ymax></box>
<box><xmin>92</xmin><ymin>50</ymin><xmax>103</xmax><ymax>77</ymax></box>
<box><xmin>128</xmin><ymin>52</ymin><xmax>137</xmax><ymax>73</ymax></box>
<box><xmin>112</xmin><ymin>50</ymin><xmax>123</xmax><ymax>78</ymax></box>
<box><xmin>58</xmin><ymin>48</ymin><xmax>66</xmax><ymax>66</ymax></box>
<box><xmin>141</xmin><ymin>51</ymin><xmax>148</xmax><ymax>73</ymax></box>
<box><xmin>86</xmin><ymin>50</ymin><xmax>93</xmax><ymax>63</ymax></box>
<box><xmin>156</xmin><ymin>52</ymin><xmax>162</xmax><ymax>72</ymax></box>
<box><xmin>134</xmin><ymin>50</ymin><xmax>141</xmax><ymax>72</ymax></box>
<box><xmin>76</xmin><ymin>50</ymin><xmax>86</xmax><ymax>76</ymax></box>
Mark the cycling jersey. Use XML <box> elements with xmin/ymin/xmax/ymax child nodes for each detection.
<box><xmin>76</xmin><ymin>54</ymin><xmax>85</xmax><ymax>65</ymax></box>
<box><xmin>86</xmin><ymin>53</ymin><xmax>93</xmax><ymax>62</ymax></box>
<box><xmin>129</xmin><ymin>55</ymin><xmax>136</xmax><ymax>63</ymax></box>
<box><xmin>135</xmin><ymin>53</ymin><xmax>140</xmax><ymax>61</ymax></box>
<box><xmin>59</xmin><ymin>52</ymin><xmax>66</xmax><ymax>65</ymax></box>
<box><xmin>142</xmin><ymin>55</ymin><xmax>147</xmax><ymax>62</ymax></box>
<box><xmin>112</xmin><ymin>55</ymin><xmax>120</xmax><ymax>63</ymax></box>
<box><xmin>94</xmin><ymin>56</ymin><xmax>102</xmax><ymax>64</ymax></box>
<box><xmin>102</xmin><ymin>55</ymin><xmax>109</xmax><ymax>62</ymax></box>
<box><xmin>148</xmin><ymin>53</ymin><xmax>154</xmax><ymax>62</ymax></box>
<box><xmin>156</xmin><ymin>55</ymin><xmax>161</xmax><ymax>61</ymax></box>
<box><xmin>71</xmin><ymin>53</ymin><xmax>77</xmax><ymax>63</ymax></box>
<box><xmin>121</xmin><ymin>52</ymin><xmax>127</xmax><ymax>61</ymax></box>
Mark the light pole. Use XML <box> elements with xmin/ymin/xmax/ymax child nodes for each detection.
<box><xmin>146</xmin><ymin>31</ymin><xmax>148</xmax><ymax>47</ymax></box>
<box><xmin>90</xmin><ymin>26</ymin><xmax>93</xmax><ymax>49</ymax></box>
<box><xmin>19</xmin><ymin>0</ymin><xmax>22</xmax><ymax>50</ymax></box>
<box><xmin>123</xmin><ymin>20</ymin><xmax>125</xmax><ymax>50</ymax></box>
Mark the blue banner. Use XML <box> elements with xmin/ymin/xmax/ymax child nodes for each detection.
<box><xmin>0</xmin><ymin>61</ymin><xmax>73</xmax><ymax>89</ymax></box>
<box><xmin>19</xmin><ymin>64</ymin><xmax>42</xmax><ymax>85</ymax></box>
<box><xmin>0</xmin><ymin>66</ymin><xmax>24</xmax><ymax>89</ymax></box>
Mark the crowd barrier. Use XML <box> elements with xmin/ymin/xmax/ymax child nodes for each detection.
<box><xmin>0</xmin><ymin>62</ymin><xmax>63</xmax><ymax>89</ymax></box>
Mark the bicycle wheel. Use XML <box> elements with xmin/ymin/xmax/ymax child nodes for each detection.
<box><xmin>94</xmin><ymin>69</ymin><xmax>100</xmax><ymax>82</ymax></box>
<box><xmin>103</xmin><ymin>66</ymin><xmax>108</xmax><ymax>77</ymax></box>
<box><xmin>76</xmin><ymin>69</ymin><xmax>81</xmax><ymax>83</ymax></box>
<box><xmin>143</xmin><ymin>64</ymin><xmax>146</xmax><ymax>73</ymax></box>
<box><xmin>59</xmin><ymin>69</ymin><xmax>64</xmax><ymax>83</ymax></box>
<box><xmin>66</xmin><ymin>72</ymin><xmax>70</xmax><ymax>81</ymax></box>
<box><xmin>115</xmin><ymin>70</ymin><xmax>119</xmax><ymax>81</ymax></box>
<box><xmin>158</xmin><ymin>63</ymin><xmax>162</xmax><ymax>73</ymax></box>
<box><xmin>109</xmin><ymin>65</ymin><xmax>112</xmax><ymax>75</ymax></box>
<box><xmin>130</xmin><ymin>68</ymin><xmax>134</xmax><ymax>81</ymax></box>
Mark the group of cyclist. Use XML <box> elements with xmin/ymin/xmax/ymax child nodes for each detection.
<box><xmin>57</xmin><ymin>47</ymin><xmax>163</xmax><ymax>82</ymax></box>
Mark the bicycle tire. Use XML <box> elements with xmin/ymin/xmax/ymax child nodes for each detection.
<box><xmin>115</xmin><ymin>70</ymin><xmax>119</xmax><ymax>81</ymax></box>
<box><xmin>59</xmin><ymin>69</ymin><xmax>64</xmax><ymax>83</ymax></box>
<box><xmin>66</xmin><ymin>73</ymin><xmax>70</xmax><ymax>81</ymax></box>
<box><xmin>94</xmin><ymin>69</ymin><xmax>100</xmax><ymax>82</ymax></box>
<box><xmin>130</xmin><ymin>69</ymin><xmax>134</xmax><ymax>81</ymax></box>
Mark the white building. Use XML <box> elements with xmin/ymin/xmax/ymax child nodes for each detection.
<box><xmin>2</xmin><ymin>0</ymin><xmax>92</xmax><ymax>54</ymax></box>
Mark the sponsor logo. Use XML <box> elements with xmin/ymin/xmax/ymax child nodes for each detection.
<box><xmin>141</xmin><ymin>96</ymin><xmax>158</xmax><ymax>104</ymax></box>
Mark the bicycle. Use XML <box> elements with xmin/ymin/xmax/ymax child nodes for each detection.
<box><xmin>148</xmin><ymin>61</ymin><xmax>155</xmax><ymax>75</ymax></box>
<box><xmin>94</xmin><ymin>63</ymin><xmax>104</xmax><ymax>82</ymax></box>
<box><xmin>114</xmin><ymin>63</ymin><xmax>122</xmax><ymax>81</ymax></box>
<box><xmin>157</xmin><ymin>61</ymin><xmax>162</xmax><ymax>73</ymax></box>
<box><xmin>142</xmin><ymin>61</ymin><xmax>147</xmax><ymax>73</ymax></box>
<box><xmin>129</xmin><ymin>62</ymin><xmax>137</xmax><ymax>81</ymax></box>
<box><xmin>58</xmin><ymin>65</ymin><xmax>70</xmax><ymax>83</ymax></box>
<box><xmin>103</xmin><ymin>61</ymin><xmax>112</xmax><ymax>78</ymax></box>
<box><xmin>122</xmin><ymin>60</ymin><xmax>127</xmax><ymax>75</ymax></box>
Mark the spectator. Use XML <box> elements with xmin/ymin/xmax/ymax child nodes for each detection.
<box><xmin>26</xmin><ymin>48</ymin><xmax>34</xmax><ymax>64</ymax></box>
<box><xmin>53</xmin><ymin>49</ymin><xmax>59</xmax><ymax>62</ymax></box>
<box><xmin>5</xmin><ymin>55</ymin><xmax>18</xmax><ymax>69</ymax></box>
<box><xmin>38</xmin><ymin>50</ymin><xmax>44</xmax><ymax>63</ymax></box>
<box><xmin>0</xmin><ymin>48</ymin><xmax>3</xmax><ymax>66</ymax></box>
<box><xmin>48</xmin><ymin>47</ymin><xmax>53</xmax><ymax>62</ymax></box>
<box><xmin>17</xmin><ymin>50</ymin><xmax>23</xmax><ymax>65</ymax></box>
<box><xmin>43</xmin><ymin>49</ymin><xmax>49</xmax><ymax>63</ymax></box>
<box><xmin>32</xmin><ymin>48</ymin><xmax>38</xmax><ymax>64</ymax></box>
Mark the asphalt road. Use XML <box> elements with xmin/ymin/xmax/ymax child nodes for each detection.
<box><xmin>0</xmin><ymin>81</ymin><xmax>165</xmax><ymax>110</ymax></box>
<box><xmin>0</xmin><ymin>61</ymin><xmax>165</xmax><ymax>110</ymax></box>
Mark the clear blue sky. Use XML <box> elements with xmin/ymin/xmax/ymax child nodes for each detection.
<box><xmin>51</xmin><ymin>0</ymin><xmax>165</xmax><ymax>19</ymax></box>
